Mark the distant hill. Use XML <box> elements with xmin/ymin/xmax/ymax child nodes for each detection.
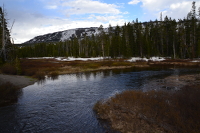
<box><xmin>23</xmin><ymin>27</ymin><xmax>109</xmax><ymax>44</ymax></box>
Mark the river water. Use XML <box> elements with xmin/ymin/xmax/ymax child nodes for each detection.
<box><xmin>0</xmin><ymin>68</ymin><xmax>199</xmax><ymax>133</ymax></box>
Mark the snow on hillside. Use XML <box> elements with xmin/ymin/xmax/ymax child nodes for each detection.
<box><xmin>60</xmin><ymin>29</ymin><xmax>76</xmax><ymax>42</ymax></box>
<box><xmin>23</xmin><ymin>27</ymin><xmax>111</xmax><ymax>44</ymax></box>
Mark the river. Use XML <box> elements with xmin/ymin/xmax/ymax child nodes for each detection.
<box><xmin>0</xmin><ymin>68</ymin><xmax>199</xmax><ymax>133</ymax></box>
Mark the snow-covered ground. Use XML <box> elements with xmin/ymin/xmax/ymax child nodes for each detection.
<box><xmin>27</xmin><ymin>57</ymin><xmax>108</xmax><ymax>61</ymax></box>
<box><xmin>27</xmin><ymin>57</ymin><xmax>55</xmax><ymax>59</ymax></box>
<box><xmin>55</xmin><ymin>57</ymin><xmax>106</xmax><ymax>61</ymax></box>
<box><xmin>191</xmin><ymin>60</ymin><xmax>200</xmax><ymax>62</ymax></box>
<box><xmin>127</xmin><ymin>57</ymin><xmax>165</xmax><ymax>62</ymax></box>
<box><xmin>27</xmin><ymin>57</ymin><xmax>166</xmax><ymax>62</ymax></box>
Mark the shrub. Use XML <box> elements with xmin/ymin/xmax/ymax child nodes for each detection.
<box><xmin>22</xmin><ymin>69</ymin><xmax>36</xmax><ymax>76</ymax></box>
<box><xmin>15</xmin><ymin>57</ymin><xmax>22</xmax><ymax>75</ymax></box>
<box><xmin>34</xmin><ymin>71</ymin><xmax>45</xmax><ymax>80</ymax></box>
<box><xmin>48</xmin><ymin>71</ymin><xmax>59</xmax><ymax>80</ymax></box>
<box><xmin>1</xmin><ymin>63</ymin><xmax>17</xmax><ymax>75</ymax></box>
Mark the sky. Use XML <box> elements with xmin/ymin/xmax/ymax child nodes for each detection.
<box><xmin>1</xmin><ymin>0</ymin><xmax>199</xmax><ymax>44</ymax></box>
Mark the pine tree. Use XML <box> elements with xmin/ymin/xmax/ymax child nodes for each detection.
<box><xmin>190</xmin><ymin>1</ymin><xmax>197</xmax><ymax>58</ymax></box>
<box><xmin>97</xmin><ymin>25</ymin><xmax>106</xmax><ymax>57</ymax></box>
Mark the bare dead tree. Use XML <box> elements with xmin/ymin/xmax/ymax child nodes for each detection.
<box><xmin>0</xmin><ymin>5</ymin><xmax>15</xmax><ymax>62</ymax></box>
<box><xmin>0</xmin><ymin>5</ymin><xmax>6</xmax><ymax>61</ymax></box>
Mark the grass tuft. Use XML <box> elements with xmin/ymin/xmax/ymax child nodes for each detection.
<box><xmin>34</xmin><ymin>71</ymin><xmax>46</xmax><ymax>80</ymax></box>
<box><xmin>48</xmin><ymin>71</ymin><xmax>59</xmax><ymax>80</ymax></box>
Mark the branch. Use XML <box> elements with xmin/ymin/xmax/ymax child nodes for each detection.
<box><xmin>10</xmin><ymin>19</ymin><xmax>15</xmax><ymax>34</ymax></box>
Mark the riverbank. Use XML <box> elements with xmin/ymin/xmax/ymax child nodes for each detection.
<box><xmin>0</xmin><ymin>74</ymin><xmax>37</xmax><ymax>89</ymax></box>
<box><xmin>13</xmin><ymin>58</ymin><xmax>200</xmax><ymax>77</ymax></box>
<box><xmin>0</xmin><ymin>74</ymin><xmax>36</xmax><ymax>107</ymax></box>
<box><xmin>94</xmin><ymin>74</ymin><xmax>200</xmax><ymax>133</ymax></box>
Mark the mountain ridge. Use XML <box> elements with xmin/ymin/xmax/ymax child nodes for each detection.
<box><xmin>23</xmin><ymin>27</ymin><xmax>109</xmax><ymax>44</ymax></box>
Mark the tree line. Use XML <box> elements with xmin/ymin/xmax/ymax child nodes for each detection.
<box><xmin>13</xmin><ymin>2</ymin><xmax>200</xmax><ymax>59</ymax></box>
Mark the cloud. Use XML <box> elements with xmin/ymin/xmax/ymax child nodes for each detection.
<box><xmin>45</xmin><ymin>5</ymin><xmax>58</xmax><ymax>9</ymax></box>
<box><xmin>60</xmin><ymin>0</ymin><xmax>121</xmax><ymax>15</ymax></box>
<box><xmin>8</xmin><ymin>10</ymin><xmax>67</xmax><ymax>43</ymax></box>
<box><xmin>163</xmin><ymin>1</ymin><xmax>192</xmax><ymax>19</ymax></box>
<box><xmin>88</xmin><ymin>14</ymin><xmax>124</xmax><ymax>23</ymax></box>
<box><xmin>128</xmin><ymin>0</ymin><xmax>141</xmax><ymax>5</ymax></box>
<box><xmin>129</xmin><ymin>0</ymin><xmax>200</xmax><ymax>21</ymax></box>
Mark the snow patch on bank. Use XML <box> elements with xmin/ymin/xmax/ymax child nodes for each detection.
<box><xmin>127</xmin><ymin>57</ymin><xmax>165</xmax><ymax>62</ymax></box>
<box><xmin>191</xmin><ymin>60</ymin><xmax>200</xmax><ymax>62</ymax></box>
<box><xmin>27</xmin><ymin>57</ymin><xmax>166</xmax><ymax>62</ymax></box>
<box><xmin>27</xmin><ymin>57</ymin><xmax>108</xmax><ymax>61</ymax></box>
<box><xmin>55</xmin><ymin>57</ymin><xmax>106</xmax><ymax>61</ymax></box>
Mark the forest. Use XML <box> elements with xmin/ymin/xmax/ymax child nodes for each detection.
<box><xmin>1</xmin><ymin>2</ymin><xmax>200</xmax><ymax>61</ymax></box>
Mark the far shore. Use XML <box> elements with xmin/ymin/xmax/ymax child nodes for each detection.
<box><xmin>1</xmin><ymin>58</ymin><xmax>200</xmax><ymax>89</ymax></box>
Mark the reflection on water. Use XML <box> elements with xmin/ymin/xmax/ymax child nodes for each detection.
<box><xmin>0</xmin><ymin>68</ymin><xmax>199</xmax><ymax>133</ymax></box>
<box><xmin>37</xmin><ymin>75</ymin><xmax>59</xmax><ymax>85</ymax></box>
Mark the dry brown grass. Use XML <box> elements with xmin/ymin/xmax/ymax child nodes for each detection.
<box><xmin>148</xmin><ymin>59</ymin><xmax>200</xmax><ymax>67</ymax></box>
<box><xmin>0</xmin><ymin>63</ymin><xmax>17</xmax><ymax>75</ymax></box>
<box><xmin>20</xmin><ymin>59</ymin><xmax>63</xmax><ymax>79</ymax></box>
<box><xmin>18</xmin><ymin>59</ymin><xmax>135</xmax><ymax>77</ymax></box>
<box><xmin>94</xmin><ymin>85</ymin><xmax>200</xmax><ymax>133</ymax></box>
<box><xmin>162</xmin><ymin>59</ymin><xmax>191</xmax><ymax>62</ymax></box>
